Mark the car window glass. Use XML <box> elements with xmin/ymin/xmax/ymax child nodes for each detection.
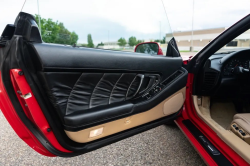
<box><xmin>216</xmin><ymin>29</ymin><xmax>250</xmax><ymax>53</ymax></box>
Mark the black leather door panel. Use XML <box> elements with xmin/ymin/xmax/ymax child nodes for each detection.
<box><xmin>91</xmin><ymin>73</ymin><xmax>122</xmax><ymax>107</ymax></box>
<box><xmin>24</xmin><ymin>43</ymin><xmax>187</xmax><ymax>131</ymax></box>
<box><xmin>29</xmin><ymin>43</ymin><xmax>182</xmax><ymax>76</ymax></box>
<box><xmin>41</xmin><ymin>72</ymin><xmax>145</xmax><ymax>122</ymax></box>
<box><xmin>39</xmin><ymin>72</ymin><xmax>82</xmax><ymax>118</ymax></box>
<box><xmin>62</xmin><ymin>69</ymin><xmax>187</xmax><ymax>131</ymax></box>
<box><xmin>39</xmin><ymin>69</ymin><xmax>187</xmax><ymax>131</ymax></box>
<box><xmin>65</xmin><ymin>73</ymin><xmax>104</xmax><ymax>114</ymax></box>
<box><xmin>109</xmin><ymin>73</ymin><xmax>136</xmax><ymax>103</ymax></box>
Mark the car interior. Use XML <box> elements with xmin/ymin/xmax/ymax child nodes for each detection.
<box><xmin>193</xmin><ymin>41</ymin><xmax>250</xmax><ymax>161</ymax></box>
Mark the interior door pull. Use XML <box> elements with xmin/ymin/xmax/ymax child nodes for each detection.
<box><xmin>138</xmin><ymin>75</ymin><xmax>160</xmax><ymax>95</ymax></box>
<box><xmin>146</xmin><ymin>76</ymin><xmax>156</xmax><ymax>90</ymax></box>
<box><xmin>126</xmin><ymin>74</ymin><xmax>144</xmax><ymax>100</ymax></box>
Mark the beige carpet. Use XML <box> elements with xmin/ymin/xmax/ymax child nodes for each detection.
<box><xmin>210</xmin><ymin>102</ymin><xmax>237</xmax><ymax>129</ymax></box>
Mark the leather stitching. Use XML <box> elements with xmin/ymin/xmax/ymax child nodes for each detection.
<box><xmin>109</xmin><ymin>73</ymin><xmax>123</xmax><ymax>104</ymax></box>
<box><xmin>65</xmin><ymin>73</ymin><xmax>84</xmax><ymax>115</ymax></box>
<box><xmin>89</xmin><ymin>73</ymin><xmax>105</xmax><ymax>108</ymax></box>
<box><xmin>125</xmin><ymin>74</ymin><xmax>137</xmax><ymax>100</ymax></box>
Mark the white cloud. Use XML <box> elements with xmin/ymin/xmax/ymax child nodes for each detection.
<box><xmin>1</xmin><ymin>0</ymin><xmax>250</xmax><ymax>44</ymax></box>
<box><xmin>164</xmin><ymin>0</ymin><xmax>250</xmax><ymax>31</ymax></box>
<box><xmin>23</xmin><ymin>0</ymin><xmax>172</xmax><ymax>34</ymax></box>
<box><xmin>0</xmin><ymin>0</ymin><xmax>24</xmax><ymax>32</ymax></box>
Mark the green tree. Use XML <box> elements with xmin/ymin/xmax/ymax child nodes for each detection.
<box><xmin>87</xmin><ymin>34</ymin><xmax>94</xmax><ymax>48</ymax></box>
<box><xmin>80</xmin><ymin>43</ymin><xmax>88</xmax><ymax>47</ymax></box>
<box><xmin>118</xmin><ymin>37</ymin><xmax>127</xmax><ymax>47</ymax></box>
<box><xmin>154</xmin><ymin>39</ymin><xmax>161</xmax><ymax>43</ymax></box>
<box><xmin>54</xmin><ymin>22</ymin><xmax>71</xmax><ymax>44</ymax></box>
<box><xmin>70</xmin><ymin>32</ymin><xmax>78</xmax><ymax>45</ymax></box>
<box><xmin>128</xmin><ymin>36</ymin><xmax>137</xmax><ymax>46</ymax></box>
<box><xmin>35</xmin><ymin>15</ymin><xmax>79</xmax><ymax>45</ymax></box>
<box><xmin>96</xmin><ymin>42</ymin><xmax>104</xmax><ymax>48</ymax></box>
<box><xmin>161</xmin><ymin>36</ymin><xmax>166</xmax><ymax>44</ymax></box>
<box><xmin>154</xmin><ymin>37</ymin><xmax>166</xmax><ymax>44</ymax></box>
<box><xmin>136</xmin><ymin>40</ymin><xmax>144</xmax><ymax>45</ymax></box>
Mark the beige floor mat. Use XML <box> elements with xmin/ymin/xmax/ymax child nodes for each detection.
<box><xmin>210</xmin><ymin>102</ymin><xmax>237</xmax><ymax>129</ymax></box>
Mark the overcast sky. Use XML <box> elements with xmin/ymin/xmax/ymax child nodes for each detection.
<box><xmin>1</xmin><ymin>0</ymin><xmax>250</xmax><ymax>44</ymax></box>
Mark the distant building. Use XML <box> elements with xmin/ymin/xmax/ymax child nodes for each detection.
<box><xmin>96</xmin><ymin>28</ymin><xmax>250</xmax><ymax>51</ymax></box>
<box><xmin>167</xmin><ymin>28</ymin><xmax>250</xmax><ymax>51</ymax></box>
<box><xmin>99</xmin><ymin>40</ymin><xmax>144</xmax><ymax>49</ymax></box>
<box><xmin>101</xmin><ymin>41</ymin><xmax>121</xmax><ymax>49</ymax></box>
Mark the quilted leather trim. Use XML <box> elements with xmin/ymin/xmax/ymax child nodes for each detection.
<box><xmin>89</xmin><ymin>73</ymin><xmax>105</xmax><ymax>108</ymax></box>
<box><xmin>65</xmin><ymin>73</ymin><xmax>84</xmax><ymax>115</ymax></box>
<box><xmin>109</xmin><ymin>73</ymin><xmax>137</xmax><ymax>104</ymax></box>
<box><xmin>125</xmin><ymin>74</ymin><xmax>138</xmax><ymax>100</ymax></box>
<box><xmin>44</xmin><ymin>72</ymin><xmax>141</xmax><ymax>117</ymax></box>
<box><xmin>65</xmin><ymin>73</ymin><xmax>103</xmax><ymax>115</ymax></box>
<box><xmin>109</xmin><ymin>73</ymin><xmax>123</xmax><ymax>104</ymax></box>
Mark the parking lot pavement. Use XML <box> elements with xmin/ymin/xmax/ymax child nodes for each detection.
<box><xmin>0</xmin><ymin>111</ymin><xmax>205</xmax><ymax>166</ymax></box>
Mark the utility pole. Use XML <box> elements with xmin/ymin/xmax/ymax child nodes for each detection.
<box><xmin>108</xmin><ymin>30</ymin><xmax>109</xmax><ymax>48</ymax></box>
<box><xmin>191</xmin><ymin>0</ymin><xmax>195</xmax><ymax>52</ymax></box>
<box><xmin>21</xmin><ymin>0</ymin><xmax>26</xmax><ymax>11</ymax></box>
<box><xmin>37</xmin><ymin>0</ymin><xmax>41</xmax><ymax>34</ymax></box>
<box><xmin>160</xmin><ymin>21</ymin><xmax>161</xmax><ymax>41</ymax></box>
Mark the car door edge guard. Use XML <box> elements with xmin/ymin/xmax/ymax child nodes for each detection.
<box><xmin>10</xmin><ymin>69</ymin><xmax>71</xmax><ymax>153</ymax></box>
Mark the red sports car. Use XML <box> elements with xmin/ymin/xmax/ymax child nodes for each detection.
<box><xmin>1</xmin><ymin>2</ymin><xmax>250</xmax><ymax>166</ymax></box>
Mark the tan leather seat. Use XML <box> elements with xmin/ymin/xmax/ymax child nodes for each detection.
<box><xmin>231</xmin><ymin>113</ymin><xmax>250</xmax><ymax>144</ymax></box>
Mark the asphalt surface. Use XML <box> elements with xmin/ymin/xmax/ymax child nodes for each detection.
<box><xmin>0</xmin><ymin>111</ymin><xmax>205</xmax><ymax>166</ymax></box>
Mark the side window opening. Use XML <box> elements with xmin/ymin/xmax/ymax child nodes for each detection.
<box><xmin>21</xmin><ymin>0</ymin><xmax>173</xmax><ymax>55</ymax></box>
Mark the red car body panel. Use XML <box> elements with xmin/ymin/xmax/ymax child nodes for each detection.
<box><xmin>0</xmin><ymin>71</ymin><xmax>54</xmax><ymax>156</ymax></box>
<box><xmin>10</xmin><ymin>69</ymin><xmax>71</xmax><ymax>154</ymax></box>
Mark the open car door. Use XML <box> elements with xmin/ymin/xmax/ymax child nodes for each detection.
<box><xmin>0</xmin><ymin>12</ymin><xmax>188</xmax><ymax>157</ymax></box>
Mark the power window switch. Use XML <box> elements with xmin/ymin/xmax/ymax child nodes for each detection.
<box><xmin>232</xmin><ymin>124</ymin><xmax>239</xmax><ymax>130</ymax></box>
<box><xmin>239</xmin><ymin>130</ymin><xmax>246</xmax><ymax>136</ymax></box>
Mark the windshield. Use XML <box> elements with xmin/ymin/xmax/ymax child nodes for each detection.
<box><xmin>21</xmin><ymin>0</ymin><xmax>173</xmax><ymax>54</ymax></box>
<box><xmin>215</xmin><ymin>29</ymin><xmax>250</xmax><ymax>54</ymax></box>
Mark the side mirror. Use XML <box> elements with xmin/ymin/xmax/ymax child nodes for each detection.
<box><xmin>134</xmin><ymin>42</ymin><xmax>163</xmax><ymax>55</ymax></box>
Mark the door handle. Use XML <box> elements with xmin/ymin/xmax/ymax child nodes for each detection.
<box><xmin>146</xmin><ymin>76</ymin><xmax>157</xmax><ymax>90</ymax></box>
<box><xmin>138</xmin><ymin>75</ymin><xmax>160</xmax><ymax>95</ymax></box>
<box><xmin>126</xmin><ymin>74</ymin><xmax>144</xmax><ymax>100</ymax></box>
